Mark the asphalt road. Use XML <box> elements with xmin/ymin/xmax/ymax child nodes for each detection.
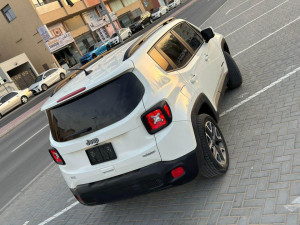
<box><xmin>0</xmin><ymin>0</ymin><xmax>226</xmax><ymax>211</ymax></box>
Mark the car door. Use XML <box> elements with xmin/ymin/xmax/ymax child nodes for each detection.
<box><xmin>173</xmin><ymin>22</ymin><xmax>223</xmax><ymax>106</ymax></box>
<box><xmin>149</xmin><ymin>30</ymin><xmax>196</xmax><ymax>104</ymax></box>
<box><xmin>45</xmin><ymin>69</ymin><xmax>57</xmax><ymax>86</ymax></box>
<box><xmin>10</xmin><ymin>92</ymin><xmax>21</xmax><ymax>108</ymax></box>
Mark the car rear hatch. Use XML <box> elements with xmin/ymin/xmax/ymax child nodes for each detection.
<box><xmin>43</xmin><ymin>49</ymin><xmax>161</xmax><ymax>188</ymax></box>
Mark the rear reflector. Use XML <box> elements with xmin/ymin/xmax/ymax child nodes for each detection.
<box><xmin>171</xmin><ymin>167</ymin><xmax>185</xmax><ymax>178</ymax></box>
<box><xmin>49</xmin><ymin>148</ymin><xmax>65</xmax><ymax>165</ymax></box>
<box><xmin>57</xmin><ymin>87</ymin><xmax>86</xmax><ymax>103</ymax></box>
<box><xmin>142</xmin><ymin>101</ymin><xmax>172</xmax><ymax>134</ymax></box>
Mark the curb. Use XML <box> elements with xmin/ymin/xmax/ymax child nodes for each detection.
<box><xmin>0</xmin><ymin>98</ymin><xmax>49</xmax><ymax>138</ymax></box>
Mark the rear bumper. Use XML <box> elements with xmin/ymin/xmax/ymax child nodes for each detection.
<box><xmin>71</xmin><ymin>150</ymin><xmax>198</xmax><ymax>205</ymax></box>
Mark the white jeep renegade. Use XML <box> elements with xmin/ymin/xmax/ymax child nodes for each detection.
<box><xmin>42</xmin><ymin>18</ymin><xmax>242</xmax><ymax>205</ymax></box>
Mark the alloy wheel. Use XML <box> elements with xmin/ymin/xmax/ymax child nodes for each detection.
<box><xmin>205</xmin><ymin>121</ymin><xmax>227</xmax><ymax>166</ymax></box>
<box><xmin>21</xmin><ymin>96</ymin><xmax>28</xmax><ymax>104</ymax></box>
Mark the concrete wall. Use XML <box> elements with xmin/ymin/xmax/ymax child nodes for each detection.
<box><xmin>0</xmin><ymin>0</ymin><xmax>57</xmax><ymax>73</ymax></box>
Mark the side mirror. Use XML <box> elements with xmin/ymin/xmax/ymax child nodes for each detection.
<box><xmin>201</xmin><ymin>27</ymin><xmax>215</xmax><ymax>43</ymax></box>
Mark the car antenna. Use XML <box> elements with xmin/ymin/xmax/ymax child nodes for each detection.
<box><xmin>68</xmin><ymin>68</ymin><xmax>93</xmax><ymax>76</ymax></box>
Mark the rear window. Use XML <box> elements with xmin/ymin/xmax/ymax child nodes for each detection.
<box><xmin>47</xmin><ymin>73</ymin><xmax>145</xmax><ymax>142</ymax></box>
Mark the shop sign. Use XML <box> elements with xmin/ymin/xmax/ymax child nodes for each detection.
<box><xmin>48</xmin><ymin>23</ymin><xmax>67</xmax><ymax>38</ymax></box>
<box><xmin>37</xmin><ymin>25</ymin><xmax>52</xmax><ymax>42</ymax></box>
<box><xmin>83</xmin><ymin>10</ymin><xmax>118</xmax><ymax>31</ymax></box>
<box><xmin>46</xmin><ymin>32</ymin><xmax>74</xmax><ymax>53</ymax></box>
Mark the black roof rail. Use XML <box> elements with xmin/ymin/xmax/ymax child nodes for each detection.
<box><xmin>123</xmin><ymin>17</ymin><xmax>177</xmax><ymax>61</ymax></box>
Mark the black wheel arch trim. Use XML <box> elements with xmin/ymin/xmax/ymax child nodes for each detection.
<box><xmin>191</xmin><ymin>93</ymin><xmax>219</xmax><ymax>124</ymax></box>
<box><xmin>190</xmin><ymin>94</ymin><xmax>220</xmax><ymax>173</ymax></box>
<box><xmin>221</xmin><ymin>38</ymin><xmax>230</xmax><ymax>55</ymax></box>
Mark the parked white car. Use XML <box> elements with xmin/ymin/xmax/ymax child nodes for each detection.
<box><xmin>168</xmin><ymin>0</ymin><xmax>180</xmax><ymax>10</ymax></box>
<box><xmin>151</xmin><ymin>6</ymin><xmax>169</xmax><ymax>20</ymax></box>
<box><xmin>0</xmin><ymin>89</ymin><xmax>32</xmax><ymax>119</ymax></box>
<box><xmin>29</xmin><ymin>68</ymin><xmax>66</xmax><ymax>94</ymax></box>
<box><xmin>42</xmin><ymin>18</ymin><xmax>242</xmax><ymax>205</ymax></box>
<box><xmin>108</xmin><ymin>28</ymin><xmax>132</xmax><ymax>46</ymax></box>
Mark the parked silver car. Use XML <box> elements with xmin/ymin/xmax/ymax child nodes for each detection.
<box><xmin>0</xmin><ymin>89</ymin><xmax>32</xmax><ymax>119</ymax></box>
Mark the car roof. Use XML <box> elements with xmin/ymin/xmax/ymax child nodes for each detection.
<box><xmin>41</xmin><ymin>18</ymin><xmax>183</xmax><ymax>111</ymax></box>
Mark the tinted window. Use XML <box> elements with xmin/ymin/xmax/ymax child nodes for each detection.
<box><xmin>35</xmin><ymin>75</ymin><xmax>43</xmax><ymax>82</ymax></box>
<box><xmin>1</xmin><ymin>92</ymin><xmax>17</xmax><ymax>103</ymax></box>
<box><xmin>44</xmin><ymin>69</ymin><xmax>57</xmax><ymax>78</ymax></box>
<box><xmin>153</xmin><ymin>8</ymin><xmax>159</xmax><ymax>13</ymax></box>
<box><xmin>149</xmin><ymin>48</ymin><xmax>173</xmax><ymax>71</ymax></box>
<box><xmin>173</xmin><ymin>23</ymin><xmax>203</xmax><ymax>51</ymax></box>
<box><xmin>111</xmin><ymin>33</ymin><xmax>117</xmax><ymax>38</ymax></box>
<box><xmin>157</xmin><ymin>32</ymin><xmax>191</xmax><ymax>68</ymax></box>
<box><xmin>47</xmin><ymin>73</ymin><xmax>145</xmax><ymax>142</ymax></box>
<box><xmin>88</xmin><ymin>45</ymin><xmax>95</xmax><ymax>52</ymax></box>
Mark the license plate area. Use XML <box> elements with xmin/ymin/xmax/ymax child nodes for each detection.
<box><xmin>86</xmin><ymin>143</ymin><xmax>117</xmax><ymax>165</ymax></box>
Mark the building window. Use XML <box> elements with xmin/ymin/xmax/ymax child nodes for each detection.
<box><xmin>1</xmin><ymin>5</ymin><xmax>16</xmax><ymax>23</ymax></box>
<box><xmin>131</xmin><ymin>8</ymin><xmax>142</xmax><ymax>18</ymax></box>
<box><xmin>109</xmin><ymin>0</ymin><xmax>124</xmax><ymax>12</ymax></box>
<box><xmin>123</xmin><ymin>0</ymin><xmax>137</xmax><ymax>6</ymax></box>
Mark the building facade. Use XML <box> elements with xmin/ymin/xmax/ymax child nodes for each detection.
<box><xmin>0</xmin><ymin>0</ymin><xmax>163</xmax><ymax>91</ymax></box>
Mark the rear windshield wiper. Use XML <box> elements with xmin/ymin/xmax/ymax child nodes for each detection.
<box><xmin>65</xmin><ymin>127</ymin><xmax>92</xmax><ymax>139</ymax></box>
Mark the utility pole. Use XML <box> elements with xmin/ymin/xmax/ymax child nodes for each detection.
<box><xmin>66</xmin><ymin>0</ymin><xmax>123</xmax><ymax>44</ymax></box>
<box><xmin>0</xmin><ymin>79</ymin><xmax>9</xmax><ymax>94</ymax></box>
<box><xmin>98</xmin><ymin>0</ymin><xmax>123</xmax><ymax>44</ymax></box>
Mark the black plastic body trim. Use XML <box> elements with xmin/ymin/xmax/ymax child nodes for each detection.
<box><xmin>71</xmin><ymin>150</ymin><xmax>198</xmax><ymax>205</ymax></box>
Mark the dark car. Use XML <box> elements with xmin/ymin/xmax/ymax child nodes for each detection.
<box><xmin>129</xmin><ymin>11</ymin><xmax>153</xmax><ymax>33</ymax></box>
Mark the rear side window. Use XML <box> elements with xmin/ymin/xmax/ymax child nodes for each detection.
<box><xmin>47</xmin><ymin>73</ymin><xmax>144</xmax><ymax>142</ymax></box>
<box><xmin>173</xmin><ymin>22</ymin><xmax>203</xmax><ymax>51</ymax></box>
<box><xmin>157</xmin><ymin>32</ymin><xmax>192</xmax><ymax>69</ymax></box>
<box><xmin>1</xmin><ymin>92</ymin><xmax>17</xmax><ymax>103</ymax></box>
<box><xmin>149</xmin><ymin>48</ymin><xmax>173</xmax><ymax>71</ymax></box>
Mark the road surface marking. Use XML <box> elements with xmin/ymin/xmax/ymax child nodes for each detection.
<box><xmin>226</xmin><ymin>0</ymin><xmax>289</xmax><ymax>37</ymax></box>
<box><xmin>284</xmin><ymin>196</ymin><xmax>300</xmax><ymax>212</ymax></box>
<box><xmin>220</xmin><ymin>66</ymin><xmax>300</xmax><ymax>117</ymax></box>
<box><xmin>215</xmin><ymin>0</ymin><xmax>266</xmax><ymax>29</ymax></box>
<box><xmin>11</xmin><ymin>124</ymin><xmax>49</xmax><ymax>153</ymax></box>
<box><xmin>0</xmin><ymin>162</ymin><xmax>54</xmax><ymax>214</ymax></box>
<box><xmin>22</xmin><ymin>221</ymin><xmax>29</xmax><ymax>225</ymax></box>
<box><xmin>38</xmin><ymin>201</ymin><xmax>79</xmax><ymax>225</ymax></box>
<box><xmin>225</xmin><ymin>0</ymin><xmax>251</xmax><ymax>14</ymax></box>
<box><xmin>232</xmin><ymin>15</ymin><xmax>300</xmax><ymax>58</ymax></box>
<box><xmin>200</xmin><ymin>0</ymin><xmax>228</xmax><ymax>28</ymax></box>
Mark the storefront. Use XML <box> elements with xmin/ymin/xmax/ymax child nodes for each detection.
<box><xmin>53</xmin><ymin>43</ymin><xmax>81</xmax><ymax>70</ymax></box>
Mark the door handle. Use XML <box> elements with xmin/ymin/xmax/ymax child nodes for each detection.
<box><xmin>205</xmin><ymin>54</ymin><xmax>209</xmax><ymax>61</ymax></box>
<box><xmin>190</xmin><ymin>74</ymin><xmax>196</xmax><ymax>84</ymax></box>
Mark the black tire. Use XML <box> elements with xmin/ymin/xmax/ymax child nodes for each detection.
<box><xmin>60</xmin><ymin>73</ymin><xmax>65</xmax><ymax>80</ymax></box>
<box><xmin>41</xmin><ymin>84</ymin><xmax>48</xmax><ymax>91</ymax></box>
<box><xmin>106</xmin><ymin>44</ymin><xmax>111</xmax><ymax>51</ymax></box>
<box><xmin>224</xmin><ymin>52</ymin><xmax>242</xmax><ymax>89</ymax></box>
<box><xmin>129</xmin><ymin>32</ymin><xmax>132</xmax><ymax>37</ymax></box>
<box><xmin>92</xmin><ymin>54</ymin><xmax>97</xmax><ymax>59</ymax></box>
<box><xmin>195</xmin><ymin>114</ymin><xmax>229</xmax><ymax>177</ymax></box>
<box><xmin>21</xmin><ymin>96</ymin><xmax>28</xmax><ymax>104</ymax></box>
